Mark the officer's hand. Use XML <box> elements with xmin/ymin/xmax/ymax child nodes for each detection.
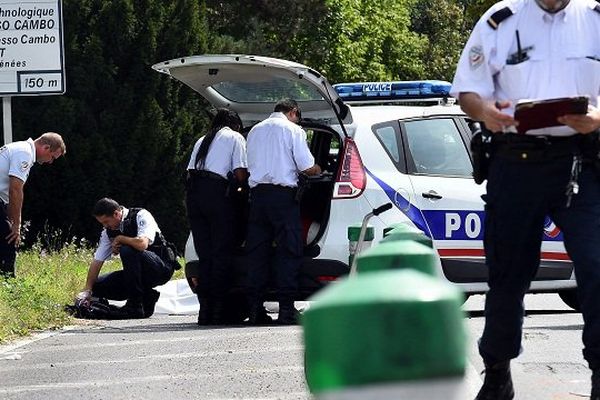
<box><xmin>481</xmin><ymin>101</ymin><xmax>519</xmax><ymax>133</ymax></box>
<box><xmin>5</xmin><ymin>222</ymin><xmax>20</xmax><ymax>246</ymax></box>
<box><xmin>558</xmin><ymin>106</ymin><xmax>600</xmax><ymax>134</ymax></box>
<box><xmin>75</xmin><ymin>290</ymin><xmax>92</xmax><ymax>306</ymax></box>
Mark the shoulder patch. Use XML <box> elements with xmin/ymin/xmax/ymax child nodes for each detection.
<box><xmin>487</xmin><ymin>7</ymin><xmax>514</xmax><ymax>30</ymax></box>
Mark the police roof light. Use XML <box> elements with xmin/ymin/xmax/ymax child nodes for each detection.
<box><xmin>333</xmin><ymin>80</ymin><xmax>452</xmax><ymax>101</ymax></box>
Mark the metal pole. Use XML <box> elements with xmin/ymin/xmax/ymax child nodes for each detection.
<box><xmin>2</xmin><ymin>97</ymin><xmax>12</xmax><ymax>144</ymax></box>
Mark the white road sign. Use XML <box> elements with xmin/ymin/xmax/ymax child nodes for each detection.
<box><xmin>0</xmin><ymin>0</ymin><xmax>64</xmax><ymax>95</ymax></box>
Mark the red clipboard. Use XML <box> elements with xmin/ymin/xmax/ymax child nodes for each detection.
<box><xmin>514</xmin><ymin>96</ymin><xmax>588</xmax><ymax>134</ymax></box>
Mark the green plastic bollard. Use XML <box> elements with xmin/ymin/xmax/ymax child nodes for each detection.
<box><xmin>347</xmin><ymin>224</ymin><xmax>374</xmax><ymax>267</ymax></box>
<box><xmin>382</xmin><ymin>222</ymin><xmax>422</xmax><ymax>238</ymax></box>
<box><xmin>303</xmin><ymin>269</ymin><xmax>466</xmax><ymax>396</ymax></box>
<box><xmin>355</xmin><ymin>240</ymin><xmax>437</xmax><ymax>276</ymax></box>
<box><xmin>381</xmin><ymin>228</ymin><xmax>433</xmax><ymax>248</ymax></box>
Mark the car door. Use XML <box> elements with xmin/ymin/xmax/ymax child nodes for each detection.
<box><xmin>401</xmin><ymin>116</ymin><xmax>488</xmax><ymax>282</ymax></box>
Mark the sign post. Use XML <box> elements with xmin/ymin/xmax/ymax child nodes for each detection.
<box><xmin>0</xmin><ymin>0</ymin><xmax>65</xmax><ymax>143</ymax></box>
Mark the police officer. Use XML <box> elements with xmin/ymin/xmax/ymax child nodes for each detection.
<box><xmin>186</xmin><ymin>108</ymin><xmax>247</xmax><ymax>325</ymax></box>
<box><xmin>0</xmin><ymin>132</ymin><xmax>65</xmax><ymax>277</ymax></box>
<box><xmin>245</xmin><ymin>99</ymin><xmax>321</xmax><ymax>325</ymax></box>
<box><xmin>77</xmin><ymin>198</ymin><xmax>174</xmax><ymax>318</ymax></box>
<box><xmin>452</xmin><ymin>0</ymin><xmax>600</xmax><ymax>398</ymax></box>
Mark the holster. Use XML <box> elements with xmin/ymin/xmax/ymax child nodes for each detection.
<box><xmin>470</xmin><ymin>125</ymin><xmax>493</xmax><ymax>185</ymax></box>
<box><xmin>295</xmin><ymin>173</ymin><xmax>310</xmax><ymax>202</ymax></box>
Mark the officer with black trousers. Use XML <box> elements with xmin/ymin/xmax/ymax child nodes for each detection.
<box><xmin>77</xmin><ymin>198</ymin><xmax>174</xmax><ymax>318</ymax></box>
<box><xmin>453</xmin><ymin>0</ymin><xmax>600</xmax><ymax>398</ymax></box>
<box><xmin>245</xmin><ymin>99</ymin><xmax>321</xmax><ymax>325</ymax></box>
<box><xmin>186</xmin><ymin>109</ymin><xmax>247</xmax><ymax>325</ymax></box>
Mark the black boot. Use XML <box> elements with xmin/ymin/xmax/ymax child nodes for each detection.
<box><xmin>475</xmin><ymin>361</ymin><xmax>514</xmax><ymax>400</ymax></box>
<box><xmin>277</xmin><ymin>301</ymin><xmax>299</xmax><ymax>325</ymax></box>
<box><xmin>116</xmin><ymin>298</ymin><xmax>145</xmax><ymax>319</ymax></box>
<box><xmin>142</xmin><ymin>289</ymin><xmax>160</xmax><ymax>318</ymax></box>
<box><xmin>591</xmin><ymin>369</ymin><xmax>600</xmax><ymax>400</ymax></box>
<box><xmin>197</xmin><ymin>297</ymin><xmax>211</xmax><ymax>326</ymax></box>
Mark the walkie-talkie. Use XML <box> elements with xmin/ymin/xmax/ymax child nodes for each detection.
<box><xmin>507</xmin><ymin>30</ymin><xmax>532</xmax><ymax>64</ymax></box>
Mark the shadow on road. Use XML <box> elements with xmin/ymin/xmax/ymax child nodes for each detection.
<box><xmin>66</xmin><ymin>321</ymin><xmax>255</xmax><ymax>334</ymax></box>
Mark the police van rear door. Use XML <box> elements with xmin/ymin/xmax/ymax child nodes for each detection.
<box><xmin>152</xmin><ymin>54</ymin><xmax>352</xmax><ymax>129</ymax></box>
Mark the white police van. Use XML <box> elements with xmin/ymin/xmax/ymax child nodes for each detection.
<box><xmin>153</xmin><ymin>54</ymin><xmax>579</xmax><ymax>310</ymax></box>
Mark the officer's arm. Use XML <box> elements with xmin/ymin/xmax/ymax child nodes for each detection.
<box><xmin>6</xmin><ymin>177</ymin><xmax>24</xmax><ymax>245</ymax></box>
<box><xmin>459</xmin><ymin>92</ymin><xmax>518</xmax><ymax>133</ymax></box>
<box><xmin>302</xmin><ymin>164</ymin><xmax>321</xmax><ymax>176</ymax></box>
<box><xmin>83</xmin><ymin>259</ymin><xmax>104</xmax><ymax>292</ymax></box>
<box><xmin>113</xmin><ymin>235</ymin><xmax>149</xmax><ymax>251</ymax></box>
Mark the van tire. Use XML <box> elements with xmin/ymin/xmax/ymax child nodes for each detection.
<box><xmin>558</xmin><ymin>289</ymin><xmax>580</xmax><ymax>312</ymax></box>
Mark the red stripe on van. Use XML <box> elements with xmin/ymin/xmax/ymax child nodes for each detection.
<box><xmin>437</xmin><ymin>248</ymin><xmax>570</xmax><ymax>261</ymax></box>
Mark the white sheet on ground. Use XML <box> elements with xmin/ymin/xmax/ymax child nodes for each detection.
<box><xmin>154</xmin><ymin>279</ymin><xmax>199</xmax><ymax>315</ymax></box>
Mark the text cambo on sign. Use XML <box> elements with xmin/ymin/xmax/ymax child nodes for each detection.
<box><xmin>0</xmin><ymin>0</ymin><xmax>65</xmax><ymax>95</ymax></box>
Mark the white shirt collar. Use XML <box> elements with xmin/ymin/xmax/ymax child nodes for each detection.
<box><xmin>26</xmin><ymin>138</ymin><xmax>36</xmax><ymax>163</ymax></box>
<box><xmin>269</xmin><ymin>112</ymin><xmax>288</xmax><ymax>120</ymax></box>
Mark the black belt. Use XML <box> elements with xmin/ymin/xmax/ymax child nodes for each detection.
<box><xmin>252</xmin><ymin>184</ymin><xmax>296</xmax><ymax>193</ymax></box>
<box><xmin>492</xmin><ymin>133</ymin><xmax>586</xmax><ymax>160</ymax></box>
<box><xmin>189</xmin><ymin>170</ymin><xmax>227</xmax><ymax>181</ymax></box>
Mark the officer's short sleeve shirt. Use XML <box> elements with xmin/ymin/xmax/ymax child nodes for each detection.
<box><xmin>187</xmin><ymin>127</ymin><xmax>247</xmax><ymax>178</ymax></box>
<box><xmin>0</xmin><ymin>139</ymin><xmax>36</xmax><ymax>204</ymax></box>
<box><xmin>246</xmin><ymin>112</ymin><xmax>315</xmax><ymax>188</ymax></box>
<box><xmin>93</xmin><ymin>207</ymin><xmax>161</xmax><ymax>262</ymax></box>
<box><xmin>452</xmin><ymin>0</ymin><xmax>600</xmax><ymax>136</ymax></box>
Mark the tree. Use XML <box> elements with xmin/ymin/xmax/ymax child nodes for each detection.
<box><xmin>12</xmin><ymin>0</ymin><xmax>209</xmax><ymax>250</ymax></box>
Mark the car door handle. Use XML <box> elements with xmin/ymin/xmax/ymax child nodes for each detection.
<box><xmin>422</xmin><ymin>190</ymin><xmax>443</xmax><ymax>200</ymax></box>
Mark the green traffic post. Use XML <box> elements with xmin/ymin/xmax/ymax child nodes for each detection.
<box><xmin>303</xmin><ymin>269</ymin><xmax>467</xmax><ymax>399</ymax></box>
<box><xmin>355</xmin><ymin>240</ymin><xmax>437</xmax><ymax>276</ymax></box>
<box><xmin>382</xmin><ymin>222</ymin><xmax>422</xmax><ymax>238</ymax></box>
<box><xmin>381</xmin><ymin>228</ymin><xmax>433</xmax><ymax>248</ymax></box>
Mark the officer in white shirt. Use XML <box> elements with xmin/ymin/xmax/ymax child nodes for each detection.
<box><xmin>452</xmin><ymin>1</ymin><xmax>600</xmax><ymax>398</ymax></box>
<box><xmin>0</xmin><ymin>132</ymin><xmax>65</xmax><ymax>277</ymax></box>
<box><xmin>77</xmin><ymin>198</ymin><xmax>174</xmax><ymax>318</ymax></box>
<box><xmin>186</xmin><ymin>108</ymin><xmax>247</xmax><ymax>325</ymax></box>
<box><xmin>245</xmin><ymin>99</ymin><xmax>321</xmax><ymax>325</ymax></box>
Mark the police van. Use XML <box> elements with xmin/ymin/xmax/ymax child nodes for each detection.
<box><xmin>153</xmin><ymin>54</ymin><xmax>579</xmax><ymax>310</ymax></box>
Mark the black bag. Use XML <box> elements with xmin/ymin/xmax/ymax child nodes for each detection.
<box><xmin>65</xmin><ymin>298</ymin><xmax>129</xmax><ymax>320</ymax></box>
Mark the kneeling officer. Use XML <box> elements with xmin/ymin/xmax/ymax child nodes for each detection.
<box><xmin>77</xmin><ymin>198</ymin><xmax>175</xmax><ymax>318</ymax></box>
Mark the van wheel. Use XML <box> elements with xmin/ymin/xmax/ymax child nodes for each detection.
<box><xmin>558</xmin><ymin>290</ymin><xmax>580</xmax><ymax>312</ymax></box>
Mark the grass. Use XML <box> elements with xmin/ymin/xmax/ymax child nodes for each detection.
<box><xmin>0</xmin><ymin>243</ymin><xmax>185</xmax><ymax>344</ymax></box>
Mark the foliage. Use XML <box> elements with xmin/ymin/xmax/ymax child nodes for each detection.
<box><xmin>0</xmin><ymin>243</ymin><xmax>94</xmax><ymax>342</ymax></box>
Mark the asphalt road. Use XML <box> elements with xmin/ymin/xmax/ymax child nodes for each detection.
<box><xmin>0</xmin><ymin>293</ymin><xmax>592</xmax><ymax>400</ymax></box>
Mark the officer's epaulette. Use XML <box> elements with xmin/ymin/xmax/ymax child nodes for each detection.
<box><xmin>487</xmin><ymin>7</ymin><xmax>513</xmax><ymax>30</ymax></box>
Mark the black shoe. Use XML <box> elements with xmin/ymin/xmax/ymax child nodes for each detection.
<box><xmin>116</xmin><ymin>300</ymin><xmax>145</xmax><ymax>319</ymax></box>
<box><xmin>475</xmin><ymin>361</ymin><xmax>514</xmax><ymax>400</ymax></box>
<box><xmin>248</xmin><ymin>305</ymin><xmax>273</xmax><ymax>325</ymax></box>
<box><xmin>591</xmin><ymin>369</ymin><xmax>600</xmax><ymax>400</ymax></box>
<box><xmin>142</xmin><ymin>289</ymin><xmax>160</xmax><ymax>318</ymax></box>
<box><xmin>277</xmin><ymin>303</ymin><xmax>299</xmax><ymax>325</ymax></box>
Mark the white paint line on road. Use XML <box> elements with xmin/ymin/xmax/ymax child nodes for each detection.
<box><xmin>0</xmin><ymin>325</ymin><xmax>80</xmax><ymax>355</ymax></box>
<box><xmin>16</xmin><ymin>328</ymin><xmax>300</xmax><ymax>354</ymax></box>
<box><xmin>0</xmin><ymin>345</ymin><xmax>304</xmax><ymax>372</ymax></box>
<box><xmin>0</xmin><ymin>366</ymin><xmax>305</xmax><ymax>394</ymax></box>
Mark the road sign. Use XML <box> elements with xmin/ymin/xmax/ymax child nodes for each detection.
<box><xmin>0</xmin><ymin>0</ymin><xmax>65</xmax><ymax>96</ymax></box>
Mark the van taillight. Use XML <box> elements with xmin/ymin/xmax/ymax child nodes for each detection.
<box><xmin>333</xmin><ymin>138</ymin><xmax>366</xmax><ymax>199</ymax></box>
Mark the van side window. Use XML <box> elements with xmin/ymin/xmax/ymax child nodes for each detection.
<box><xmin>404</xmin><ymin>118</ymin><xmax>473</xmax><ymax>177</ymax></box>
<box><xmin>372</xmin><ymin>122</ymin><xmax>405</xmax><ymax>169</ymax></box>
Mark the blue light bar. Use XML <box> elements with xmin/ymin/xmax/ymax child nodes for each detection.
<box><xmin>333</xmin><ymin>80</ymin><xmax>452</xmax><ymax>101</ymax></box>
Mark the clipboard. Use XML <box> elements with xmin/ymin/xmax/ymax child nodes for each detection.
<box><xmin>514</xmin><ymin>96</ymin><xmax>588</xmax><ymax>134</ymax></box>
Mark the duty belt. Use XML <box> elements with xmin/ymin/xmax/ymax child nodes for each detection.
<box><xmin>189</xmin><ymin>170</ymin><xmax>227</xmax><ymax>181</ymax></box>
<box><xmin>492</xmin><ymin>133</ymin><xmax>583</xmax><ymax>161</ymax></box>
